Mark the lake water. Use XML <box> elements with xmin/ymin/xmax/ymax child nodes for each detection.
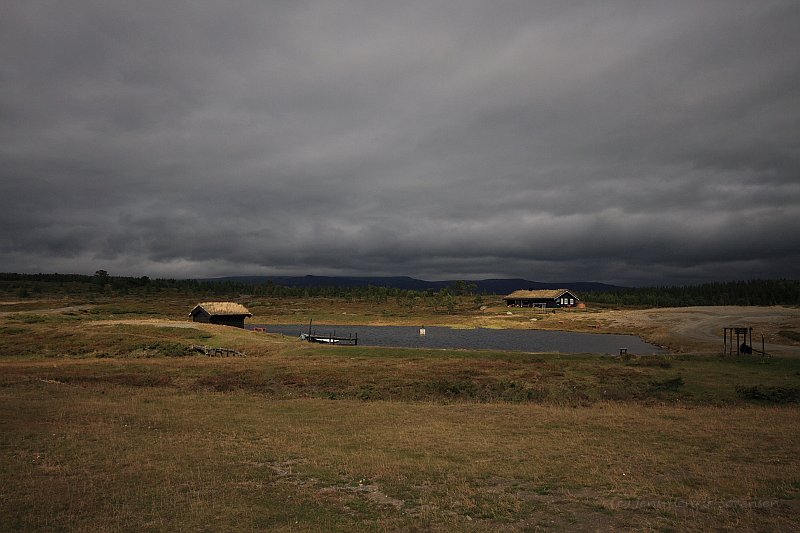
<box><xmin>254</xmin><ymin>324</ymin><xmax>667</xmax><ymax>355</ymax></box>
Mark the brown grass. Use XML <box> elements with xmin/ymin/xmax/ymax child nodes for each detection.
<box><xmin>1</xmin><ymin>383</ymin><xmax>797</xmax><ymax>532</ymax></box>
<box><xmin>1</xmin><ymin>296</ymin><xmax>799</xmax><ymax>531</ymax></box>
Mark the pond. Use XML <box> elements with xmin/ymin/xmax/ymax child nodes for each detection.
<box><xmin>254</xmin><ymin>324</ymin><xmax>667</xmax><ymax>355</ymax></box>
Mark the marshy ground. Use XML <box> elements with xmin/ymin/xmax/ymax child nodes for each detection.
<box><xmin>1</xmin><ymin>295</ymin><xmax>798</xmax><ymax>531</ymax></box>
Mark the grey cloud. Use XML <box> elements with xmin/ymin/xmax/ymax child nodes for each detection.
<box><xmin>1</xmin><ymin>1</ymin><xmax>798</xmax><ymax>285</ymax></box>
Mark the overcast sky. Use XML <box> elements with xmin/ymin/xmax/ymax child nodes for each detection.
<box><xmin>1</xmin><ymin>1</ymin><xmax>798</xmax><ymax>286</ymax></box>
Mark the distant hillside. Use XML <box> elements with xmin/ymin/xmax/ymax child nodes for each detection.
<box><xmin>204</xmin><ymin>275</ymin><xmax>623</xmax><ymax>294</ymax></box>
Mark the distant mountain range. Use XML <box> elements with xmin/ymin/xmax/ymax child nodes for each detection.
<box><xmin>202</xmin><ymin>275</ymin><xmax>623</xmax><ymax>294</ymax></box>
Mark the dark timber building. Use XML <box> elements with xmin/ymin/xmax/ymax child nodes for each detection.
<box><xmin>503</xmin><ymin>289</ymin><xmax>581</xmax><ymax>309</ymax></box>
<box><xmin>189</xmin><ymin>302</ymin><xmax>253</xmax><ymax>328</ymax></box>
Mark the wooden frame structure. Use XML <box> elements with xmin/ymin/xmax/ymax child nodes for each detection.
<box><xmin>723</xmin><ymin>326</ymin><xmax>757</xmax><ymax>355</ymax></box>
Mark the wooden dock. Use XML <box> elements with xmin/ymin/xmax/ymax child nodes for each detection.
<box><xmin>300</xmin><ymin>332</ymin><xmax>358</xmax><ymax>345</ymax></box>
<box><xmin>301</xmin><ymin>319</ymin><xmax>358</xmax><ymax>345</ymax></box>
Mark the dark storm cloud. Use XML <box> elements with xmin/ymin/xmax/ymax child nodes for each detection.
<box><xmin>1</xmin><ymin>0</ymin><xmax>798</xmax><ymax>285</ymax></box>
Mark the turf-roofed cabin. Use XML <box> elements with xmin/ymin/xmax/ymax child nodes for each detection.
<box><xmin>189</xmin><ymin>302</ymin><xmax>253</xmax><ymax>328</ymax></box>
<box><xmin>503</xmin><ymin>289</ymin><xmax>581</xmax><ymax>309</ymax></box>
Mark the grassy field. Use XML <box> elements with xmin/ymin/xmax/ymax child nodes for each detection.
<box><xmin>1</xmin><ymin>295</ymin><xmax>799</xmax><ymax>531</ymax></box>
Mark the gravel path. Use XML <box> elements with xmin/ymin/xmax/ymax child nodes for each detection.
<box><xmin>601</xmin><ymin>306</ymin><xmax>800</xmax><ymax>356</ymax></box>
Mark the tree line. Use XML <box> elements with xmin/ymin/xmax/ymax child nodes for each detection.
<box><xmin>0</xmin><ymin>272</ymin><xmax>478</xmax><ymax>304</ymax></box>
<box><xmin>581</xmin><ymin>279</ymin><xmax>799</xmax><ymax>307</ymax></box>
<box><xmin>1</xmin><ymin>273</ymin><xmax>797</xmax><ymax>307</ymax></box>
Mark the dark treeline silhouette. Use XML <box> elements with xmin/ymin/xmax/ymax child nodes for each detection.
<box><xmin>582</xmin><ymin>279</ymin><xmax>799</xmax><ymax>307</ymax></box>
<box><xmin>1</xmin><ymin>273</ymin><xmax>797</xmax><ymax>307</ymax></box>
<box><xmin>0</xmin><ymin>272</ymin><xmax>473</xmax><ymax>303</ymax></box>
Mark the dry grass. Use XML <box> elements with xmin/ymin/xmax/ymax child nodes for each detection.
<box><xmin>1</xmin><ymin>384</ymin><xmax>797</xmax><ymax>532</ymax></box>
<box><xmin>2</xmin><ymin>312</ymin><xmax>799</xmax><ymax>406</ymax></box>
<box><xmin>1</xmin><ymin>296</ymin><xmax>799</xmax><ymax>531</ymax></box>
<box><xmin>6</xmin><ymin>294</ymin><xmax>798</xmax><ymax>355</ymax></box>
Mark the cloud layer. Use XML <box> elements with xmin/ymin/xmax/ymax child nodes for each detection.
<box><xmin>2</xmin><ymin>1</ymin><xmax>798</xmax><ymax>285</ymax></box>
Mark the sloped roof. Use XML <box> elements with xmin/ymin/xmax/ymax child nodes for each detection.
<box><xmin>503</xmin><ymin>289</ymin><xmax>579</xmax><ymax>300</ymax></box>
<box><xmin>190</xmin><ymin>302</ymin><xmax>252</xmax><ymax>317</ymax></box>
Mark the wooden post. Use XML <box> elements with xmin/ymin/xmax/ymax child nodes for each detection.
<box><xmin>730</xmin><ymin>328</ymin><xmax>733</xmax><ymax>356</ymax></box>
<box><xmin>723</xmin><ymin>328</ymin><xmax>727</xmax><ymax>355</ymax></box>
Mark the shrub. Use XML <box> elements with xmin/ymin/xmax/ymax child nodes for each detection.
<box><xmin>649</xmin><ymin>376</ymin><xmax>685</xmax><ymax>391</ymax></box>
<box><xmin>625</xmin><ymin>356</ymin><xmax>672</xmax><ymax>369</ymax></box>
<box><xmin>128</xmin><ymin>342</ymin><xmax>193</xmax><ymax>358</ymax></box>
<box><xmin>736</xmin><ymin>386</ymin><xmax>800</xmax><ymax>404</ymax></box>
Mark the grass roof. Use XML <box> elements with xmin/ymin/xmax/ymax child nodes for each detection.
<box><xmin>503</xmin><ymin>289</ymin><xmax>578</xmax><ymax>300</ymax></box>
<box><xmin>190</xmin><ymin>302</ymin><xmax>252</xmax><ymax>317</ymax></box>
